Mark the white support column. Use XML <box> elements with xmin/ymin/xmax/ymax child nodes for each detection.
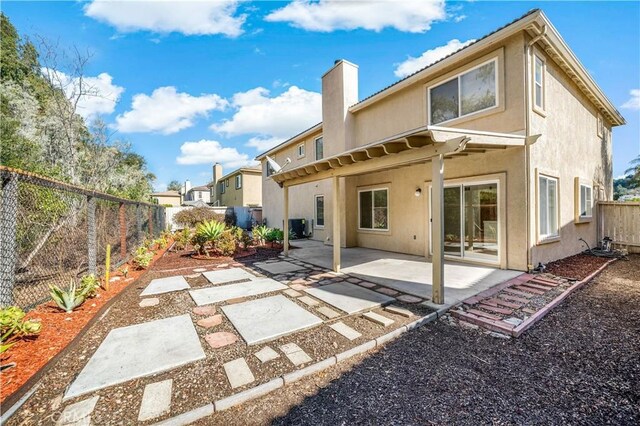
<box><xmin>431</xmin><ymin>154</ymin><xmax>445</xmax><ymax>304</ymax></box>
<box><xmin>283</xmin><ymin>185</ymin><xmax>289</xmax><ymax>257</ymax></box>
<box><xmin>332</xmin><ymin>176</ymin><xmax>341</xmax><ymax>272</ymax></box>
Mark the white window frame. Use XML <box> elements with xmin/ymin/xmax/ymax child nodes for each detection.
<box><xmin>315</xmin><ymin>136</ymin><xmax>324</xmax><ymax>161</ymax></box>
<box><xmin>538</xmin><ymin>173</ymin><xmax>560</xmax><ymax>241</ymax></box>
<box><xmin>427</xmin><ymin>58</ymin><xmax>499</xmax><ymax>126</ymax></box>
<box><xmin>235</xmin><ymin>174</ymin><xmax>242</xmax><ymax>189</ymax></box>
<box><xmin>357</xmin><ymin>187</ymin><xmax>389</xmax><ymax>231</ymax></box>
<box><xmin>580</xmin><ymin>184</ymin><xmax>593</xmax><ymax>218</ymax></box>
<box><xmin>297</xmin><ymin>143</ymin><xmax>305</xmax><ymax>158</ymax></box>
<box><xmin>575</xmin><ymin>177</ymin><xmax>593</xmax><ymax>223</ymax></box>
<box><xmin>533</xmin><ymin>54</ymin><xmax>545</xmax><ymax>114</ymax></box>
<box><xmin>225</xmin><ymin>179</ymin><xmax>229</xmax><ymax>187</ymax></box>
<box><xmin>314</xmin><ymin>195</ymin><xmax>325</xmax><ymax>228</ymax></box>
<box><xmin>220</xmin><ymin>181</ymin><xmax>225</xmax><ymax>194</ymax></box>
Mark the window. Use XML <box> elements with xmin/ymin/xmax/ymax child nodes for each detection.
<box><xmin>315</xmin><ymin>195</ymin><xmax>325</xmax><ymax>228</ymax></box>
<box><xmin>534</xmin><ymin>55</ymin><xmax>545</xmax><ymax>110</ymax></box>
<box><xmin>538</xmin><ymin>175</ymin><xmax>559</xmax><ymax>239</ymax></box>
<box><xmin>225</xmin><ymin>179</ymin><xmax>229</xmax><ymax>187</ymax></box>
<box><xmin>429</xmin><ymin>59</ymin><xmax>497</xmax><ymax>125</ymax></box>
<box><xmin>315</xmin><ymin>136</ymin><xmax>324</xmax><ymax>160</ymax></box>
<box><xmin>198</xmin><ymin>191</ymin><xmax>202</xmax><ymax>199</ymax></box>
<box><xmin>579</xmin><ymin>184</ymin><xmax>593</xmax><ymax>218</ymax></box>
<box><xmin>220</xmin><ymin>181</ymin><xmax>225</xmax><ymax>194</ymax></box>
<box><xmin>266</xmin><ymin>161</ymin><xmax>275</xmax><ymax>177</ymax></box>
<box><xmin>297</xmin><ymin>143</ymin><xmax>305</xmax><ymax>158</ymax></box>
<box><xmin>359</xmin><ymin>188</ymin><xmax>388</xmax><ymax>230</ymax></box>
<box><xmin>235</xmin><ymin>175</ymin><xmax>242</xmax><ymax>189</ymax></box>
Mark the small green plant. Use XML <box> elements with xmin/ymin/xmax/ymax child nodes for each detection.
<box><xmin>153</xmin><ymin>236</ymin><xmax>168</xmax><ymax>250</ymax></box>
<box><xmin>132</xmin><ymin>246</ymin><xmax>154</xmax><ymax>269</ymax></box>
<box><xmin>49</xmin><ymin>281</ymin><xmax>86</xmax><ymax>313</ymax></box>
<box><xmin>252</xmin><ymin>225</ymin><xmax>270</xmax><ymax>246</ymax></box>
<box><xmin>192</xmin><ymin>220</ymin><xmax>226</xmax><ymax>255</ymax></box>
<box><xmin>79</xmin><ymin>274</ymin><xmax>100</xmax><ymax>298</ymax></box>
<box><xmin>265</xmin><ymin>228</ymin><xmax>284</xmax><ymax>244</ymax></box>
<box><xmin>173</xmin><ymin>228</ymin><xmax>192</xmax><ymax>250</ymax></box>
<box><xmin>119</xmin><ymin>266</ymin><xmax>129</xmax><ymax>278</ymax></box>
<box><xmin>0</xmin><ymin>306</ymin><xmax>42</xmax><ymax>354</ymax></box>
<box><xmin>215</xmin><ymin>229</ymin><xmax>237</xmax><ymax>256</ymax></box>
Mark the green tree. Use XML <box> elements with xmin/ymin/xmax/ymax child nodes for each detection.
<box><xmin>167</xmin><ymin>180</ymin><xmax>181</xmax><ymax>191</ymax></box>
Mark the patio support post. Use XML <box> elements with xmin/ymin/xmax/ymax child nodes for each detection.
<box><xmin>332</xmin><ymin>176</ymin><xmax>341</xmax><ymax>272</ymax></box>
<box><xmin>283</xmin><ymin>185</ymin><xmax>289</xmax><ymax>257</ymax></box>
<box><xmin>431</xmin><ymin>154</ymin><xmax>445</xmax><ymax>304</ymax></box>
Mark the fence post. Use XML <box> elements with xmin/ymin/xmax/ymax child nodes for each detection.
<box><xmin>136</xmin><ymin>203</ymin><xmax>143</xmax><ymax>243</ymax></box>
<box><xmin>148</xmin><ymin>206</ymin><xmax>153</xmax><ymax>236</ymax></box>
<box><xmin>119</xmin><ymin>202</ymin><xmax>126</xmax><ymax>259</ymax></box>
<box><xmin>0</xmin><ymin>172</ymin><xmax>18</xmax><ymax>307</ymax></box>
<box><xmin>87</xmin><ymin>196</ymin><xmax>97</xmax><ymax>276</ymax></box>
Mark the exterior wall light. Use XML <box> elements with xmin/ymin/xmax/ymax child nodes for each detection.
<box><xmin>415</xmin><ymin>188</ymin><xmax>422</xmax><ymax>197</ymax></box>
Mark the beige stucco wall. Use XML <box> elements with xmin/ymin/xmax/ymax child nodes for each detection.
<box><xmin>152</xmin><ymin>195</ymin><xmax>181</xmax><ymax>207</ymax></box>
<box><xmin>219</xmin><ymin>171</ymin><xmax>263</xmax><ymax>207</ymax></box>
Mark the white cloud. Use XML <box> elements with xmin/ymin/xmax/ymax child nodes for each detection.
<box><xmin>621</xmin><ymin>89</ymin><xmax>640</xmax><ymax>110</ymax></box>
<box><xmin>394</xmin><ymin>38</ymin><xmax>475</xmax><ymax>78</ymax></box>
<box><xmin>42</xmin><ymin>68</ymin><xmax>124</xmax><ymax>119</ymax></box>
<box><xmin>84</xmin><ymin>0</ymin><xmax>246</xmax><ymax>37</ymax></box>
<box><xmin>211</xmin><ymin>85</ymin><xmax>321</xmax><ymax>151</ymax></box>
<box><xmin>176</xmin><ymin>139</ymin><xmax>255</xmax><ymax>169</ymax></box>
<box><xmin>116</xmin><ymin>86</ymin><xmax>228</xmax><ymax>134</ymax></box>
<box><xmin>265</xmin><ymin>0</ymin><xmax>447</xmax><ymax>33</ymax></box>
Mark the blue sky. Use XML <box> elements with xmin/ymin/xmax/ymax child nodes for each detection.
<box><xmin>3</xmin><ymin>1</ymin><xmax>639</xmax><ymax>191</ymax></box>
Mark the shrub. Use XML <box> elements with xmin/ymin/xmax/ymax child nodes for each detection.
<box><xmin>173</xmin><ymin>207</ymin><xmax>223</xmax><ymax>228</ymax></box>
<box><xmin>240</xmin><ymin>229</ymin><xmax>253</xmax><ymax>249</ymax></box>
<box><xmin>49</xmin><ymin>281</ymin><xmax>86</xmax><ymax>313</ymax></box>
<box><xmin>215</xmin><ymin>230</ymin><xmax>237</xmax><ymax>256</ymax></box>
<box><xmin>265</xmin><ymin>228</ymin><xmax>284</xmax><ymax>244</ymax></box>
<box><xmin>253</xmin><ymin>225</ymin><xmax>269</xmax><ymax>246</ymax></box>
<box><xmin>173</xmin><ymin>228</ymin><xmax>192</xmax><ymax>251</ymax></box>
<box><xmin>0</xmin><ymin>306</ymin><xmax>42</xmax><ymax>354</ymax></box>
<box><xmin>192</xmin><ymin>220</ymin><xmax>225</xmax><ymax>255</ymax></box>
<box><xmin>79</xmin><ymin>274</ymin><xmax>100</xmax><ymax>298</ymax></box>
<box><xmin>224</xmin><ymin>209</ymin><xmax>237</xmax><ymax>227</ymax></box>
<box><xmin>132</xmin><ymin>246</ymin><xmax>154</xmax><ymax>269</ymax></box>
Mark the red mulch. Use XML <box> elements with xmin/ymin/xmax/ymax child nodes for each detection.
<box><xmin>545</xmin><ymin>253</ymin><xmax>611</xmax><ymax>280</ymax></box>
<box><xmin>0</xmin><ymin>243</ymin><xmax>172</xmax><ymax>404</ymax></box>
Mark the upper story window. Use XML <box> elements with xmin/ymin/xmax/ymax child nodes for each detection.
<box><xmin>225</xmin><ymin>178</ymin><xmax>229</xmax><ymax>187</ymax></box>
<box><xmin>538</xmin><ymin>174</ymin><xmax>559</xmax><ymax>240</ymax></box>
<box><xmin>297</xmin><ymin>143</ymin><xmax>305</xmax><ymax>158</ymax></box>
<box><xmin>235</xmin><ymin>174</ymin><xmax>242</xmax><ymax>189</ymax></box>
<box><xmin>428</xmin><ymin>59</ymin><xmax>497</xmax><ymax>125</ymax></box>
<box><xmin>220</xmin><ymin>181</ymin><xmax>225</xmax><ymax>194</ymax></box>
<box><xmin>315</xmin><ymin>136</ymin><xmax>324</xmax><ymax>160</ymax></box>
<box><xmin>534</xmin><ymin>55</ymin><xmax>545</xmax><ymax>111</ymax></box>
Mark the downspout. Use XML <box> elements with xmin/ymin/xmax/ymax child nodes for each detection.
<box><xmin>525</xmin><ymin>25</ymin><xmax>546</xmax><ymax>272</ymax></box>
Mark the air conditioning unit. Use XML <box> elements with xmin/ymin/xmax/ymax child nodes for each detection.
<box><xmin>288</xmin><ymin>219</ymin><xmax>306</xmax><ymax>239</ymax></box>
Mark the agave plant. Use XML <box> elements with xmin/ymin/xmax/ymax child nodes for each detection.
<box><xmin>252</xmin><ymin>225</ymin><xmax>270</xmax><ymax>246</ymax></box>
<box><xmin>49</xmin><ymin>281</ymin><xmax>86</xmax><ymax>313</ymax></box>
<box><xmin>196</xmin><ymin>220</ymin><xmax>226</xmax><ymax>242</ymax></box>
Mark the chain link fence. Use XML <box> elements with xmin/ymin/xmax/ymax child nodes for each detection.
<box><xmin>0</xmin><ymin>167</ymin><xmax>165</xmax><ymax>311</ymax></box>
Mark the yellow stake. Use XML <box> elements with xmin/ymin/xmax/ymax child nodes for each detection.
<box><xmin>105</xmin><ymin>244</ymin><xmax>111</xmax><ymax>291</ymax></box>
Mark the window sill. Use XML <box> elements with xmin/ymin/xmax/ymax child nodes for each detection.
<box><xmin>533</xmin><ymin>106</ymin><xmax>547</xmax><ymax>118</ymax></box>
<box><xmin>315</xmin><ymin>225</ymin><xmax>325</xmax><ymax>230</ymax></box>
<box><xmin>575</xmin><ymin>216</ymin><xmax>592</xmax><ymax>224</ymax></box>
<box><xmin>537</xmin><ymin>235</ymin><xmax>561</xmax><ymax>245</ymax></box>
<box><xmin>357</xmin><ymin>228</ymin><xmax>390</xmax><ymax>235</ymax></box>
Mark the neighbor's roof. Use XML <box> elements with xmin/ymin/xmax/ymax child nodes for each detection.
<box><xmin>189</xmin><ymin>185</ymin><xmax>209</xmax><ymax>191</ymax></box>
<box><xmin>209</xmin><ymin>165</ymin><xmax>262</xmax><ymax>185</ymax></box>
<box><xmin>151</xmin><ymin>191</ymin><xmax>180</xmax><ymax>197</ymax></box>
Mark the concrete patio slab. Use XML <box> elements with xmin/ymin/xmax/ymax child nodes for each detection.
<box><xmin>223</xmin><ymin>358</ymin><xmax>255</xmax><ymax>389</ymax></box>
<box><xmin>64</xmin><ymin>315</ymin><xmax>205</xmax><ymax>400</ymax></box>
<box><xmin>138</xmin><ymin>379</ymin><xmax>172</xmax><ymax>422</ymax></box>
<box><xmin>140</xmin><ymin>276</ymin><xmax>190</xmax><ymax>296</ymax></box>
<box><xmin>221</xmin><ymin>295</ymin><xmax>322</xmax><ymax>345</ymax></box>
<box><xmin>189</xmin><ymin>278</ymin><xmax>287</xmax><ymax>306</ymax></box>
<box><xmin>253</xmin><ymin>261</ymin><xmax>306</xmax><ymax>274</ymax></box>
<box><xmin>304</xmin><ymin>283</ymin><xmax>395</xmax><ymax>314</ymax></box>
<box><xmin>202</xmin><ymin>268</ymin><xmax>257</xmax><ymax>285</ymax></box>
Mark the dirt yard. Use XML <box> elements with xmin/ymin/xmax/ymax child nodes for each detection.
<box><xmin>202</xmin><ymin>255</ymin><xmax>640</xmax><ymax>425</ymax></box>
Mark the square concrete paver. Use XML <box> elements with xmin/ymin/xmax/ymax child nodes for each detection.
<box><xmin>223</xmin><ymin>358</ymin><xmax>255</xmax><ymax>389</ymax></box>
<box><xmin>140</xmin><ymin>276</ymin><xmax>190</xmax><ymax>296</ymax></box>
<box><xmin>280</xmin><ymin>343</ymin><xmax>312</xmax><ymax>366</ymax></box>
<box><xmin>189</xmin><ymin>278</ymin><xmax>287</xmax><ymax>306</ymax></box>
<box><xmin>330</xmin><ymin>322</ymin><xmax>362</xmax><ymax>340</ymax></box>
<box><xmin>254</xmin><ymin>346</ymin><xmax>280</xmax><ymax>363</ymax></box>
<box><xmin>304</xmin><ymin>283</ymin><xmax>395</xmax><ymax>314</ymax></box>
<box><xmin>222</xmin><ymin>295</ymin><xmax>322</xmax><ymax>345</ymax></box>
<box><xmin>58</xmin><ymin>396</ymin><xmax>99</xmax><ymax>425</ymax></box>
<box><xmin>64</xmin><ymin>315</ymin><xmax>205</xmax><ymax>400</ymax></box>
<box><xmin>253</xmin><ymin>261</ymin><xmax>306</xmax><ymax>274</ymax></box>
<box><xmin>202</xmin><ymin>268</ymin><xmax>257</xmax><ymax>284</ymax></box>
<box><xmin>138</xmin><ymin>379</ymin><xmax>172</xmax><ymax>422</ymax></box>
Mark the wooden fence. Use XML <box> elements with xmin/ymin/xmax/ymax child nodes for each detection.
<box><xmin>598</xmin><ymin>202</ymin><xmax>640</xmax><ymax>253</ymax></box>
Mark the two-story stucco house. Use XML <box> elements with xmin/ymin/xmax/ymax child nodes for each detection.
<box><xmin>208</xmin><ymin>163</ymin><xmax>262</xmax><ymax>207</ymax></box>
<box><xmin>257</xmin><ymin>9</ymin><xmax>625</xmax><ymax>303</ymax></box>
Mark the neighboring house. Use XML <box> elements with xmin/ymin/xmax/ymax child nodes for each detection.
<box><xmin>181</xmin><ymin>179</ymin><xmax>211</xmax><ymax>205</ymax></box>
<box><xmin>150</xmin><ymin>190</ymin><xmax>181</xmax><ymax>207</ymax></box>
<box><xmin>208</xmin><ymin>163</ymin><xmax>262</xmax><ymax>207</ymax></box>
<box><xmin>257</xmin><ymin>8</ymin><xmax>625</xmax><ymax>299</ymax></box>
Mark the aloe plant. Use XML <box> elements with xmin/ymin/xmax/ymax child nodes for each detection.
<box><xmin>49</xmin><ymin>281</ymin><xmax>86</xmax><ymax>313</ymax></box>
<box><xmin>0</xmin><ymin>306</ymin><xmax>42</xmax><ymax>354</ymax></box>
<box><xmin>79</xmin><ymin>274</ymin><xmax>100</xmax><ymax>298</ymax></box>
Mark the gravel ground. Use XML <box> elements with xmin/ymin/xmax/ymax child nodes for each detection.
<box><xmin>201</xmin><ymin>255</ymin><xmax>640</xmax><ymax>425</ymax></box>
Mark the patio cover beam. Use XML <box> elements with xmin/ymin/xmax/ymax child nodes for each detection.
<box><xmin>332</xmin><ymin>177</ymin><xmax>341</xmax><ymax>272</ymax></box>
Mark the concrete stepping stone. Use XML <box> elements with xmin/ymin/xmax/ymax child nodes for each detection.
<box><xmin>196</xmin><ymin>315</ymin><xmax>222</xmax><ymax>328</ymax></box>
<box><xmin>204</xmin><ymin>332</ymin><xmax>238</xmax><ymax>349</ymax></box>
<box><xmin>357</xmin><ymin>281</ymin><xmax>377</xmax><ymax>289</ymax></box>
<box><xmin>290</xmin><ymin>284</ymin><xmax>308</xmax><ymax>291</ymax></box>
<box><xmin>316</xmin><ymin>306</ymin><xmax>340</xmax><ymax>319</ymax></box>
<box><xmin>298</xmin><ymin>296</ymin><xmax>320</xmax><ymax>307</ymax></box>
<box><xmin>202</xmin><ymin>268</ymin><xmax>257</xmax><ymax>284</ymax></box>
<box><xmin>223</xmin><ymin>358</ymin><xmax>255</xmax><ymax>389</ymax></box>
<box><xmin>138</xmin><ymin>379</ymin><xmax>172</xmax><ymax>422</ymax></box>
<box><xmin>192</xmin><ymin>305</ymin><xmax>216</xmax><ymax>316</ymax></box>
<box><xmin>193</xmin><ymin>268</ymin><xmax>207</xmax><ymax>272</ymax></box>
<box><xmin>216</xmin><ymin>263</ymin><xmax>229</xmax><ymax>268</ymax></box>
<box><xmin>254</xmin><ymin>346</ymin><xmax>280</xmax><ymax>363</ymax></box>
<box><xmin>140</xmin><ymin>276</ymin><xmax>190</xmax><ymax>296</ymax></box>
<box><xmin>329</xmin><ymin>322</ymin><xmax>362</xmax><ymax>341</ymax></box>
<box><xmin>305</xmin><ymin>283</ymin><xmax>394</xmax><ymax>314</ymax></box>
<box><xmin>385</xmin><ymin>305</ymin><xmax>414</xmax><ymax>318</ymax></box>
<box><xmin>139</xmin><ymin>298</ymin><xmax>159</xmax><ymax>308</ymax></box>
<box><xmin>190</xmin><ymin>278</ymin><xmax>286</xmax><ymax>306</ymax></box>
<box><xmin>58</xmin><ymin>396</ymin><xmax>99</xmax><ymax>425</ymax></box>
<box><xmin>280</xmin><ymin>343</ymin><xmax>312</xmax><ymax>366</ymax></box>
<box><xmin>376</xmin><ymin>287</ymin><xmax>399</xmax><ymax>296</ymax></box>
<box><xmin>185</xmin><ymin>273</ymin><xmax>200</xmax><ymax>278</ymax></box>
<box><xmin>346</xmin><ymin>277</ymin><xmax>361</xmax><ymax>284</ymax></box>
<box><xmin>397</xmin><ymin>295</ymin><xmax>422</xmax><ymax>304</ymax></box>
<box><xmin>253</xmin><ymin>261</ymin><xmax>306</xmax><ymax>274</ymax></box>
<box><xmin>363</xmin><ymin>312</ymin><xmax>395</xmax><ymax>327</ymax></box>
<box><xmin>64</xmin><ymin>315</ymin><xmax>204</xmax><ymax>400</ymax></box>
<box><xmin>284</xmin><ymin>289</ymin><xmax>302</xmax><ymax>298</ymax></box>
<box><xmin>221</xmin><ymin>295</ymin><xmax>322</xmax><ymax>345</ymax></box>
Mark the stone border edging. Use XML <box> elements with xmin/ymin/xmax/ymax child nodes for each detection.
<box><xmin>152</xmin><ymin>311</ymin><xmax>441</xmax><ymax>425</ymax></box>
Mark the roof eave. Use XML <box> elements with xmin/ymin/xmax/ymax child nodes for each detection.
<box><xmin>255</xmin><ymin>122</ymin><xmax>323</xmax><ymax>161</ymax></box>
